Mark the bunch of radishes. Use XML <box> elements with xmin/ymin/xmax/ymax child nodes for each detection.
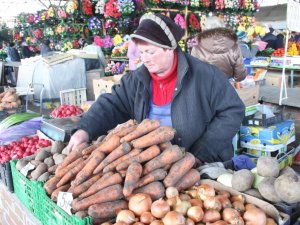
<box><xmin>50</xmin><ymin>104</ymin><xmax>83</xmax><ymax>118</ymax></box>
<box><xmin>0</xmin><ymin>136</ymin><xmax>52</xmax><ymax>163</ymax></box>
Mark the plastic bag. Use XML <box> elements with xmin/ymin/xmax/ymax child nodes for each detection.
<box><xmin>0</xmin><ymin>117</ymin><xmax>42</xmax><ymax>145</ymax></box>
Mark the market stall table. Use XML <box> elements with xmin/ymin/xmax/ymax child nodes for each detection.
<box><xmin>17</xmin><ymin>57</ymin><xmax>86</xmax><ymax>100</ymax></box>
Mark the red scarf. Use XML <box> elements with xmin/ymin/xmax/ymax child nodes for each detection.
<box><xmin>149</xmin><ymin>52</ymin><xmax>178</xmax><ymax>106</ymax></box>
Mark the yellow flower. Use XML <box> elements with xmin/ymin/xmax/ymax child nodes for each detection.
<box><xmin>113</xmin><ymin>35</ymin><xmax>123</xmax><ymax>46</ymax></box>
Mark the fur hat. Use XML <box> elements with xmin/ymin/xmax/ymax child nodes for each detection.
<box><xmin>130</xmin><ymin>13</ymin><xmax>184</xmax><ymax>49</ymax></box>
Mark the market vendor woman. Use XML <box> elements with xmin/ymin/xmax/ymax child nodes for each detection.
<box><xmin>68</xmin><ymin>13</ymin><xmax>245</xmax><ymax>163</ymax></box>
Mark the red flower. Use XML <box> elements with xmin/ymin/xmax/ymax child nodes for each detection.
<box><xmin>189</xmin><ymin>14</ymin><xmax>200</xmax><ymax>31</ymax></box>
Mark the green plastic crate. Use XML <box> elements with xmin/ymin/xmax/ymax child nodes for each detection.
<box><xmin>10</xmin><ymin>160</ymin><xmax>40</xmax><ymax>214</ymax></box>
<box><xmin>35</xmin><ymin>183</ymin><xmax>93</xmax><ymax>225</ymax></box>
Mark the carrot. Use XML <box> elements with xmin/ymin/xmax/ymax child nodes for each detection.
<box><xmin>133</xmin><ymin>181</ymin><xmax>165</xmax><ymax>201</ymax></box>
<box><xmin>115</xmin><ymin>124</ymin><xmax>138</xmax><ymax>137</ymax></box>
<box><xmin>103</xmin><ymin>148</ymin><xmax>142</xmax><ymax>173</ymax></box>
<box><xmin>88</xmin><ymin>200</ymin><xmax>128</xmax><ymax>219</ymax></box>
<box><xmin>73</xmin><ymin>151</ymin><xmax>105</xmax><ymax>186</ymax></box>
<box><xmin>59</xmin><ymin>143</ymin><xmax>88</xmax><ymax>168</ymax></box>
<box><xmin>123</xmin><ymin>162</ymin><xmax>143</xmax><ymax>197</ymax></box>
<box><xmin>56</xmin><ymin>160</ymin><xmax>86</xmax><ymax>187</ymax></box>
<box><xmin>79</xmin><ymin>172</ymin><xmax>123</xmax><ymax>199</ymax></box>
<box><xmin>51</xmin><ymin>183</ymin><xmax>71</xmax><ymax>202</ymax></box>
<box><xmin>159</xmin><ymin>141</ymin><xmax>173</xmax><ymax>151</ymax></box>
<box><xmin>95</xmin><ymin>135</ymin><xmax>121</xmax><ymax>154</ymax></box>
<box><xmin>93</xmin><ymin>142</ymin><xmax>132</xmax><ymax>174</ymax></box>
<box><xmin>131</xmin><ymin>126</ymin><xmax>176</xmax><ymax>149</ymax></box>
<box><xmin>175</xmin><ymin>169</ymin><xmax>200</xmax><ymax>191</ymax></box>
<box><xmin>43</xmin><ymin>176</ymin><xmax>61</xmax><ymax>195</ymax></box>
<box><xmin>120</xmin><ymin>119</ymin><xmax>160</xmax><ymax>143</ymax></box>
<box><xmin>105</xmin><ymin>119</ymin><xmax>137</xmax><ymax>140</ymax></box>
<box><xmin>163</xmin><ymin>164</ymin><xmax>172</xmax><ymax>171</ymax></box>
<box><xmin>82</xmin><ymin>143</ymin><xmax>102</xmax><ymax>155</ymax></box>
<box><xmin>142</xmin><ymin>145</ymin><xmax>184</xmax><ymax>175</ymax></box>
<box><xmin>118</xmin><ymin>170</ymin><xmax>127</xmax><ymax>178</ymax></box>
<box><xmin>163</xmin><ymin>152</ymin><xmax>196</xmax><ymax>187</ymax></box>
<box><xmin>70</xmin><ymin>174</ymin><xmax>102</xmax><ymax>198</ymax></box>
<box><xmin>116</xmin><ymin>145</ymin><xmax>161</xmax><ymax>171</ymax></box>
<box><xmin>94</xmin><ymin>135</ymin><xmax>106</xmax><ymax>144</ymax></box>
<box><xmin>137</xmin><ymin>169</ymin><xmax>167</xmax><ymax>188</ymax></box>
<box><xmin>72</xmin><ymin>184</ymin><xmax>124</xmax><ymax>211</ymax></box>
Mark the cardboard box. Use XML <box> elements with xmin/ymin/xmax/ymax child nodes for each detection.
<box><xmin>265</xmin><ymin>74</ymin><xmax>287</xmax><ymax>87</ymax></box>
<box><xmin>239</xmin><ymin>120</ymin><xmax>295</xmax><ymax>152</ymax></box>
<box><xmin>67</xmin><ymin>49</ymin><xmax>98</xmax><ymax>59</ymax></box>
<box><xmin>200</xmin><ymin>180</ymin><xmax>289</xmax><ymax>225</ymax></box>
<box><xmin>236</xmin><ymin>85</ymin><xmax>260</xmax><ymax>107</ymax></box>
<box><xmin>86</xmin><ymin>69</ymin><xmax>104</xmax><ymax>100</ymax></box>
<box><xmin>93</xmin><ymin>75</ymin><xmax>123</xmax><ymax>99</ymax></box>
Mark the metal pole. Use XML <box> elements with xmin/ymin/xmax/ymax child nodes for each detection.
<box><xmin>279</xmin><ymin>29</ymin><xmax>289</xmax><ymax>105</ymax></box>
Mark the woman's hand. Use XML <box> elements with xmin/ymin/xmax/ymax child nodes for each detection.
<box><xmin>66</xmin><ymin>129</ymin><xmax>89</xmax><ymax>152</ymax></box>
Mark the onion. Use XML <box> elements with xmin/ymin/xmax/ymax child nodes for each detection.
<box><xmin>207</xmin><ymin>220</ymin><xmax>228</xmax><ymax>225</ymax></box>
<box><xmin>203</xmin><ymin>196</ymin><xmax>222</xmax><ymax>211</ymax></box>
<box><xmin>140</xmin><ymin>212</ymin><xmax>155</xmax><ymax>224</ymax></box>
<box><xmin>174</xmin><ymin>200</ymin><xmax>191</xmax><ymax>216</ymax></box>
<box><xmin>179</xmin><ymin>193</ymin><xmax>191</xmax><ymax>201</ymax></box>
<box><xmin>167</xmin><ymin>196</ymin><xmax>178</xmax><ymax>208</ymax></box>
<box><xmin>151</xmin><ymin>199</ymin><xmax>170</xmax><ymax>218</ymax></box>
<box><xmin>185</xmin><ymin>189</ymin><xmax>198</xmax><ymax>198</ymax></box>
<box><xmin>185</xmin><ymin>218</ymin><xmax>195</xmax><ymax>225</ymax></box>
<box><xmin>150</xmin><ymin>220</ymin><xmax>163</xmax><ymax>225</ymax></box>
<box><xmin>232</xmin><ymin>201</ymin><xmax>245</xmax><ymax>214</ymax></box>
<box><xmin>114</xmin><ymin>222</ymin><xmax>128</xmax><ymax>225</ymax></box>
<box><xmin>266</xmin><ymin>218</ymin><xmax>277</xmax><ymax>225</ymax></box>
<box><xmin>116</xmin><ymin>210</ymin><xmax>137</xmax><ymax>224</ymax></box>
<box><xmin>129</xmin><ymin>193</ymin><xmax>152</xmax><ymax>216</ymax></box>
<box><xmin>197</xmin><ymin>184</ymin><xmax>215</xmax><ymax>200</ymax></box>
<box><xmin>244</xmin><ymin>203</ymin><xmax>256</xmax><ymax>211</ymax></box>
<box><xmin>244</xmin><ymin>207</ymin><xmax>267</xmax><ymax>225</ymax></box>
<box><xmin>222</xmin><ymin>208</ymin><xmax>241</xmax><ymax>224</ymax></box>
<box><xmin>231</xmin><ymin>194</ymin><xmax>245</xmax><ymax>204</ymax></box>
<box><xmin>162</xmin><ymin>211</ymin><xmax>186</xmax><ymax>225</ymax></box>
<box><xmin>189</xmin><ymin>198</ymin><xmax>203</xmax><ymax>208</ymax></box>
<box><xmin>187</xmin><ymin>206</ymin><xmax>204</xmax><ymax>222</ymax></box>
<box><xmin>133</xmin><ymin>223</ymin><xmax>145</xmax><ymax>225</ymax></box>
<box><xmin>217</xmin><ymin>190</ymin><xmax>231</xmax><ymax>198</ymax></box>
<box><xmin>166</xmin><ymin>187</ymin><xmax>179</xmax><ymax>199</ymax></box>
<box><xmin>215</xmin><ymin>195</ymin><xmax>232</xmax><ymax>209</ymax></box>
<box><xmin>202</xmin><ymin>210</ymin><xmax>221</xmax><ymax>223</ymax></box>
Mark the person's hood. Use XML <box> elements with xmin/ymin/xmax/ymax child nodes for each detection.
<box><xmin>198</xmin><ymin>28</ymin><xmax>237</xmax><ymax>54</ymax></box>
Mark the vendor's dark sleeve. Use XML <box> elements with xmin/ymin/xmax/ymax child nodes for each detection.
<box><xmin>189</xmin><ymin>68</ymin><xmax>245</xmax><ymax>163</ymax></box>
<box><xmin>76</xmin><ymin>74</ymin><xmax>135</xmax><ymax>140</ymax></box>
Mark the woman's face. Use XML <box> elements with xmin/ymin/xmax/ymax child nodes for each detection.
<box><xmin>137</xmin><ymin>41</ymin><xmax>174</xmax><ymax>77</ymax></box>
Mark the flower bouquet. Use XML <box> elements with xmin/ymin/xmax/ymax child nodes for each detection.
<box><xmin>58</xmin><ymin>7</ymin><xmax>68</xmax><ymax>19</ymax></box>
<box><xmin>44</xmin><ymin>27</ymin><xmax>54</xmax><ymax>38</ymax></box>
<box><xmin>66</xmin><ymin>0</ymin><xmax>79</xmax><ymax>15</ymax></box>
<box><xmin>188</xmin><ymin>13</ymin><xmax>200</xmax><ymax>34</ymax></box>
<box><xmin>104</xmin><ymin>0</ymin><xmax>121</xmax><ymax>18</ymax></box>
<box><xmin>95</xmin><ymin>35</ymin><xmax>114</xmax><ymax>55</ymax></box>
<box><xmin>111</xmin><ymin>42</ymin><xmax>128</xmax><ymax>57</ymax></box>
<box><xmin>174</xmin><ymin>13</ymin><xmax>186</xmax><ymax>29</ymax></box>
<box><xmin>95</xmin><ymin>0</ymin><xmax>106</xmax><ymax>15</ymax></box>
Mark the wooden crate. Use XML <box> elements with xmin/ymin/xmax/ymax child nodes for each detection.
<box><xmin>236</xmin><ymin>85</ymin><xmax>260</xmax><ymax>107</ymax></box>
<box><xmin>93</xmin><ymin>75</ymin><xmax>123</xmax><ymax>99</ymax></box>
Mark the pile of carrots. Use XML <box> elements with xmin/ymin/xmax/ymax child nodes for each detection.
<box><xmin>43</xmin><ymin>119</ymin><xmax>201</xmax><ymax>222</ymax></box>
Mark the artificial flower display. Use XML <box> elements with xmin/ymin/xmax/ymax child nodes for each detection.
<box><xmin>215</xmin><ymin>0</ymin><xmax>225</xmax><ymax>10</ymax></box>
<box><xmin>111</xmin><ymin>42</ymin><xmax>128</xmax><ymax>57</ymax></box>
<box><xmin>88</xmin><ymin>17</ymin><xmax>102</xmax><ymax>34</ymax></box>
<box><xmin>47</xmin><ymin>6</ymin><xmax>55</xmax><ymax>17</ymax></box>
<box><xmin>44</xmin><ymin>27</ymin><xmax>54</xmax><ymax>37</ymax></box>
<box><xmin>82</xmin><ymin>0</ymin><xmax>93</xmax><ymax>16</ymax></box>
<box><xmin>174</xmin><ymin>13</ymin><xmax>186</xmax><ymax>29</ymax></box>
<box><xmin>188</xmin><ymin>13</ymin><xmax>200</xmax><ymax>32</ymax></box>
<box><xmin>224</xmin><ymin>0</ymin><xmax>239</xmax><ymax>9</ymax></box>
<box><xmin>33</xmin><ymin>28</ymin><xmax>43</xmax><ymax>39</ymax></box>
<box><xmin>66</xmin><ymin>0</ymin><xmax>79</xmax><ymax>14</ymax></box>
<box><xmin>118</xmin><ymin>0</ymin><xmax>135</xmax><ymax>15</ymax></box>
<box><xmin>104</xmin><ymin>0</ymin><xmax>121</xmax><ymax>18</ymax></box>
<box><xmin>113</xmin><ymin>34</ymin><xmax>123</xmax><ymax>46</ymax></box>
<box><xmin>95</xmin><ymin>0</ymin><xmax>106</xmax><ymax>14</ymax></box>
<box><xmin>58</xmin><ymin>8</ymin><xmax>68</xmax><ymax>19</ymax></box>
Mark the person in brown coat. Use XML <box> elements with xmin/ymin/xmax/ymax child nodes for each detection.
<box><xmin>191</xmin><ymin>16</ymin><xmax>246</xmax><ymax>82</ymax></box>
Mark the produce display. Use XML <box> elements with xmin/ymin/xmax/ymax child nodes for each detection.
<box><xmin>112</xmin><ymin>184</ymin><xmax>278</xmax><ymax>225</ymax></box>
<box><xmin>0</xmin><ymin>136</ymin><xmax>52</xmax><ymax>163</ymax></box>
<box><xmin>50</xmin><ymin>104</ymin><xmax>83</xmax><ymax>118</ymax></box>
<box><xmin>271</xmin><ymin>48</ymin><xmax>284</xmax><ymax>57</ymax></box>
<box><xmin>0</xmin><ymin>88</ymin><xmax>22</xmax><ymax>111</ymax></box>
<box><xmin>41</xmin><ymin>119</ymin><xmax>201</xmax><ymax>222</ymax></box>
<box><xmin>15</xmin><ymin>140</ymin><xmax>65</xmax><ymax>182</ymax></box>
